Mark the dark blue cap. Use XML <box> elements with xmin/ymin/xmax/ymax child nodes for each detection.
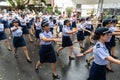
<box><xmin>95</xmin><ymin>27</ymin><xmax>111</xmax><ymax>35</ymax></box>
<box><xmin>41</xmin><ymin>19</ymin><xmax>49</xmax><ymax>27</ymax></box>
<box><xmin>111</xmin><ymin>19</ymin><xmax>118</xmax><ymax>23</ymax></box>
<box><xmin>64</xmin><ymin>19</ymin><xmax>70</xmax><ymax>25</ymax></box>
<box><xmin>12</xmin><ymin>19</ymin><xmax>18</xmax><ymax>23</ymax></box>
<box><xmin>102</xmin><ymin>19</ymin><xmax>111</xmax><ymax>26</ymax></box>
<box><xmin>80</xmin><ymin>18</ymin><xmax>85</xmax><ymax>22</ymax></box>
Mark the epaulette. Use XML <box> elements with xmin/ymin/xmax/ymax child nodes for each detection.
<box><xmin>96</xmin><ymin>44</ymin><xmax>100</xmax><ymax>48</ymax></box>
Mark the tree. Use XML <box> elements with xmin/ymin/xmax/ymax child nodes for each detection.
<box><xmin>45</xmin><ymin>6</ymin><xmax>53</xmax><ymax>13</ymax></box>
<box><xmin>0</xmin><ymin>0</ymin><xmax>6</xmax><ymax>2</ymax></box>
<box><xmin>7</xmin><ymin>0</ymin><xmax>30</xmax><ymax>9</ymax></box>
<box><xmin>66</xmin><ymin>7</ymin><xmax>73</xmax><ymax>17</ymax></box>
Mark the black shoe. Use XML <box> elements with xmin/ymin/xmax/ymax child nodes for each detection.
<box><xmin>69</xmin><ymin>56</ymin><xmax>75</xmax><ymax>60</ymax></box>
<box><xmin>112</xmin><ymin>55</ymin><xmax>118</xmax><ymax>59</ymax></box>
<box><xmin>14</xmin><ymin>54</ymin><xmax>18</xmax><ymax>58</ymax></box>
<box><xmin>56</xmin><ymin>51</ymin><xmax>59</xmax><ymax>56</ymax></box>
<box><xmin>35</xmin><ymin>68</ymin><xmax>39</xmax><ymax>73</ymax></box>
<box><xmin>26</xmin><ymin>59</ymin><xmax>32</xmax><ymax>63</ymax></box>
<box><xmin>106</xmin><ymin>68</ymin><xmax>114</xmax><ymax>72</ymax></box>
<box><xmin>52</xmin><ymin>73</ymin><xmax>60</xmax><ymax>79</ymax></box>
<box><xmin>86</xmin><ymin>59</ymin><xmax>90</xmax><ymax>66</ymax></box>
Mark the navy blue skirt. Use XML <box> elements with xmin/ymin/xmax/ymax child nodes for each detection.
<box><xmin>0</xmin><ymin>32</ymin><xmax>7</xmax><ymax>40</ymax></box>
<box><xmin>91</xmin><ymin>25</ymin><xmax>94</xmax><ymax>31</ymax></box>
<box><xmin>110</xmin><ymin>35</ymin><xmax>116</xmax><ymax>47</ymax></box>
<box><xmin>87</xmin><ymin>62</ymin><xmax>106</xmax><ymax>80</ymax></box>
<box><xmin>21</xmin><ymin>25</ymin><xmax>29</xmax><ymax>34</ymax></box>
<box><xmin>77</xmin><ymin>31</ymin><xmax>85</xmax><ymax>41</ymax></box>
<box><xmin>50</xmin><ymin>28</ymin><xmax>53</xmax><ymax>34</ymax></box>
<box><xmin>62</xmin><ymin>36</ymin><xmax>73</xmax><ymax>47</ymax></box>
<box><xmin>13</xmin><ymin>36</ymin><xmax>26</xmax><ymax>48</ymax></box>
<box><xmin>84</xmin><ymin>28</ymin><xmax>92</xmax><ymax>36</ymax></box>
<box><xmin>39</xmin><ymin>44</ymin><xmax>56</xmax><ymax>63</ymax></box>
<box><xmin>72</xmin><ymin>21</ymin><xmax>76</xmax><ymax>28</ymax></box>
<box><xmin>35</xmin><ymin>29</ymin><xmax>41</xmax><ymax>38</ymax></box>
<box><xmin>4</xmin><ymin>23</ymin><xmax>9</xmax><ymax>28</ymax></box>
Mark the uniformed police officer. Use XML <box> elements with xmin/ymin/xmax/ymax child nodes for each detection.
<box><xmin>49</xmin><ymin>17</ymin><xmax>54</xmax><ymax>34</ymax></box>
<box><xmin>56</xmin><ymin>19</ymin><xmax>80</xmax><ymax>60</ymax></box>
<box><xmin>0</xmin><ymin>21</ymin><xmax>12</xmax><ymax>51</ymax></box>
<box><xmin>19</xmin><ymin>14</ymin><xmax>33</xmax><ymax>42</ymax></box>
<box><xmin>84</xmin><ymin>17</ymin><xmax>93</xmax><ymax>43</ymax></box>
<box><xmin>11</xmin><ymin>19</ymin><xmax>32</xmax><ymax>63</ymax></box>
<box><xmin>79</xmin><ymin>27</ymin><xmax>120</xmax><ymax>80</ymax></box>
<box><xmin>73</xmin><ymin>18</ymin><xmax>91</xmax><ymax>51</ymax></box>
<box><xmin>35</xmin><ymin>19</ymin><xmax>60</xmax><ymax>79</ymax></box>
<box><xmin>34</xmin><ymin>17</ymin><xmax>42</xmax><ymax>43</ymax></box>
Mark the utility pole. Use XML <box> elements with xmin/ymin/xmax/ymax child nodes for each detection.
<box><xmin>97</xmin><ymin>0</ymin><xmax>104</xmax><ymax>19</ymax></box>
<box><xmin>52</xmin><ymin>0</ymin><xmax>55</xmax><ymax>12</ymax></box>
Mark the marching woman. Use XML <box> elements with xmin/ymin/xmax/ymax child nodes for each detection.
<box><xmin>34</xmin><ymin>17</ymin><xmax>42</xmax><ymax>44</ymax></box>
<box><xmin>49</xmin><ymin>17</ymin><xmax>54</xmax><ymax>34</ymax></box>
<box><xmin>11</xmin><ymin>19</ymin><xmax>32</xmax><ymax>63</ymax></box>
<box><xmin>19</xmin><ymin>14</ymin><xmax>33</xmax><ymax>42</ymax></box>
<box><xmin>73</xmin><ymin>18</ymin><xmax>91</xmax><ymax>51</ymax></box>
<box><xmin>109</xmin><ymin>19</ymin><xmax>120</xmax><ymax>58</ymax></box>
<box><xmin>35</xmin><ymin>19</ymin><xmax>60</xmax><ymax>79</ymax></box>
<box><xmin>84</xmin><ymin>17</ymin><xmax>94</xmax><ymax>43</ymax></box>
<box><xmin>0</xmin><ymin>21</ymin><xmax>12</xmax><ymax>51</ymax></box>
<box><xmin>86</xmin><ymin>27</ymin><xmax>120</xmax><ymax>80</ymax></box>
<box><xmin>56</xmin><ymin>19</ymin><xmax>80</xmax><ymax>60</ymax></box>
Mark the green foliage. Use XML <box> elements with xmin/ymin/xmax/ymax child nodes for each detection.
<box><xmin>55</xmin><ymin>7</ymin><xmax>61</xmax><ymax>14</ymax></box>
<box><xmin>7</xmin><ymin>0</ymin><xmax>29</xmax><ymax>9</ymax></box>
<box><xmin>66</xmin><ymin>7</ymin><xmax>73</xmax><ymax>16</ymax></box>
<box><xmin>45</xmin><ymin>6</ymin><xmax>53</xmax><ymax>13</ymax></box>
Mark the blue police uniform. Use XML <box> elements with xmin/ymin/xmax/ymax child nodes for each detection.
<box><xmin>34</xmin><ymin>21</ymin><xmax>42</xmax><ymax>38</ymax></box>
<box><xmin>62</xmin><ymin>26</ymin><xmax>73</xmax><ymax>47</ymax></box>
<box><xmin>11</xmin><ymin>26</ymin><xmax>26</xmax><ymax>48</ymax></box>
<box><xmin>71</xmin><ymin>19</ymin><xmax>76</xmax><ymax>28</ymax></box>
<box><xmin>77</xmin><ymin>23</ymin><xmax>85</xmax><ymax>41</ymax></box>
<box><xmin>88</xmin><ymin>41</ymin><xmax>110</xmax><ymax>80</ymax></box>
<box><xmin>1</xmin><ymin>17</ymin><xmax>8</xmax><ymax>29</ymax></box>
<box><xmin>29</xmin><ymin>18</ymin><xmax>34</xmax><ymax>29</ymax></box>
<box><xmin>39</xmin><ymin>31</ymin><xmax>56</xmax><ymax>63</ymax></box>
<box><xmin>0</xmin><ymin>23</ymin><xmax>7</xmax><ymax>40</ymax></box>
<box><xmin>109</xmin><ymin>26</ymin><xmax>116</xmax><ymax>47</ymax></box>
<box><xmin>58</xmin><ymin>20</ymin><xmax>63</xmax><ymax>32</ymax></box>
<box><xmin>84</xmin><ymin>21</ymin><xmax>92</xmax><ymax>36</ymax></box>
<box><xmin>104</xmin><ymin>27</ymin><xmax>113</xmax><ymax>55</ymax></box>
<box><xmin>20</xmin><ymin>18</ymin><xmax>29</xmax><ymax>34</ymax></box>
<box><xmin>49</xmin><ymin>21</ymin><xmax>54</xmax><ymax>34</ymax></box>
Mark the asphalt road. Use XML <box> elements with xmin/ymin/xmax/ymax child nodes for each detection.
<box><xmin>0</xmin><ymin>34</ymin><xmax>120</xmax><ymax>80</ymax></box>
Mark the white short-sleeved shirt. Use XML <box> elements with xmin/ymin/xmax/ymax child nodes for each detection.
<box><xmin>62</xmin><ymin>26</ymin><xmax>71</xmax><ymax>36</ymax></box>
<box><xmin>49</xmin><ymin>21</ymin><xmax>54</xmax><ymax>28</ymax></box>
<box><xmin>0</xmin><ymin>23</ymin><xmax>4</xmax><ymax>32</ymax></box>
<box><xmin>109</xmin><ymin>26</ymin><xmax>116</xmax><ymax>32</ymax></box>
<box><xmin>78</xmin><ymin>23</ymin><xmax>85</xmax><ymax>31</ymax></box>
<box><xmin>34</xmin><ymin>21</ymin><xmax>41</xmax><ymax>30</ymax></box>
<box><xmin>85</xmin><ymin>21</ymin><xmax>92</xmax><ymax>29</ymax></box>
<box><xmin>93</xmin><ymin>41</ymin><xmax>110</xmax><ymax>65</ymax></box>
<box><xmin>11</xmin><ymin>26</ymin><xmax>23</xmax><ymax>37</ymax></box>
<box><xmin>20</xmin><ymin>17</ymin><xmax>27</xmax><ymax>26</ymax></box>
<box><xmin>39</xmin><ymin>31</ymin><xmax>52</xmax><ymax>45</ymax></box>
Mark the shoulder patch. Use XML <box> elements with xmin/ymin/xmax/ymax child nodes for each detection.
<box><xmin>96</xmin><ymin>44</ymin><xmax>100</xmax><ymax>48</ymax></box>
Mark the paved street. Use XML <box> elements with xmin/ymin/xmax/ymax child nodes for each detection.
<box><xmin>0</xmin><ymin>35</ymin><xmax>120</xmax><ymax>80</ymax></box>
